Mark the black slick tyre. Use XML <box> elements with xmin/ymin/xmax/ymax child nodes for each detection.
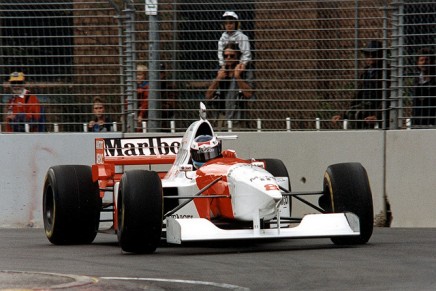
<box><xmin>117</xmin><ymin>170</ymin><xmax>163</xmax><ymax>254</ymax></box>
<box><xmin>43</xmin><ymin>165</ymin><xmax>101</xmax><ymax>245</ymax></box>
<box><xmin>320</xmin><ymin>162</ymin><xmax>374</xmax><ymax>245</ymax></box>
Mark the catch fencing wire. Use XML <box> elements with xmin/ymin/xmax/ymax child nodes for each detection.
<box><xmin>0</xmin><ymin>0</ymin><xmax>434</xmax><ymax>132</ymax></box>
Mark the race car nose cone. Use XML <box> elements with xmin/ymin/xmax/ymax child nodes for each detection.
<box><xmin>263</xmin><ymin>185</ymin><xmax>282</xmax><ymax>202</ymax></box>
<box><xmin>273</xmin><ymin>195</ymin><xmax>282</xmax><ymax>202</ymax></box>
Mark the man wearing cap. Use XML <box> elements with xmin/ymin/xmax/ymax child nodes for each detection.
<box><xmin>218</xmin><ymin>11</ymin><xmax>251</xmax><ymax>69</ymax></box>
<box><xmin>5</xmin><ymin>72</ymin><xmax>41</xmax><ymax>132</ymax></box>
<box><xmin>332</xmin><ymin>40</ymin><xmax>390</xmax><ymax>129</ymax></box>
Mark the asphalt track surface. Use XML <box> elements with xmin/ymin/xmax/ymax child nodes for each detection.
<box><xmin>0</xmin><ymin>227</ymin><xmax>435</xmax><ymax>290</ymax></box>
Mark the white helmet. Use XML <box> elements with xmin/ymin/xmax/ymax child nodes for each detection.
<box><xmin>190</xmin><ymin>135</ymin><xmax>222</xmax><ymax>169</ymax></box>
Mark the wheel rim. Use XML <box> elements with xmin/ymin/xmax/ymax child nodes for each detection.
<box><xmin>323</xmin><ymin>172</ymin><xmax>335</xmax><ymax>212</ymax></box>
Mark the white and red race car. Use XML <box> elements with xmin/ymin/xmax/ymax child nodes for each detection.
<box><xmin>43</xmin><ymin>103</ymin><xmax>373</xmax><ymax>254</ymax></box>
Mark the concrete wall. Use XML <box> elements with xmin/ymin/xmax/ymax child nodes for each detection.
<box><xmin>0</xmin><ymin>130</ymin><xmax>434</xmax><ymax>228</ymax></box>
<box><xmin>385</xmin><ymin>130</ymin><xmax>436</xmax><ymax>227</ymax></box>
<box><xmin>0</xmin><ymin>132</ymin><xmax>121</xmax><ymax>227</ymax></box>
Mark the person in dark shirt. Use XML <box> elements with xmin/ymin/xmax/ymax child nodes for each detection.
<box><xmin>88</xmin><ymin>97</ymin><xmax>113</xmax><ymax>132</ymax></box>
<box><xmin>411</xmin><ymin>47</ymin><xmax>436</xmax><ymax>127</ymax></box>
<box><xmin>332</xmin><ymin>40</ymin><xmax>390</xmax><ymax>129</ymax></box>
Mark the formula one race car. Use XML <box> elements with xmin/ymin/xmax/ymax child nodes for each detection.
<box><xmin>43</xmin><ymin>103</ymin><xmax>373</xmax><ymax>254</ymax></box>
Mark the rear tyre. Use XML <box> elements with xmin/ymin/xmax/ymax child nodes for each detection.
<box><xmin>117</xmin><ymin>170</ymin><xmax>163</xmax><ymax>254</ymax></box>
<box><xmin>259</xmin><ymin>159</ymin><xmax>292</xmax><ymax>216</ymax></box>
<box><xmin>43</xmin><ymin>165</ymin><xmax>101</xmax><ymax>245</ymax></box>
<box><xmin>320</xmin><ymin>163</ymin><xmax>374</xmax><ymax>245</ymax></box>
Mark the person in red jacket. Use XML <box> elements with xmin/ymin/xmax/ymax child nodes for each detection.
<box><xmin>5</xmin><ymin>72</ymin><xmax>41</xmax><ymax>132</ymax></box>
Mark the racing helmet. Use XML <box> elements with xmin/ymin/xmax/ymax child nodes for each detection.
<box><xmin>190</xmin><ymin>135</ymin><xmax>222</xmax><ymax>169</ymax></box>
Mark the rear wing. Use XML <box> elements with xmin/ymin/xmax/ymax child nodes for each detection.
<box><xmin>92</xmin><ymin>136</ymin><xmax>182</xmax><ymax>182</ymax></box>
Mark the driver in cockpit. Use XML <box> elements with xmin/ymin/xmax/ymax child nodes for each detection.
<box><xmin>190</xmin><ymin>135</ymin><xmax>223</xmax><ymax>169</ymax></box>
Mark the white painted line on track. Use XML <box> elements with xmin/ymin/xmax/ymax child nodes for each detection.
<box><xmin>101</xmin><ymin>276</ymin><xmax>250</xmax><ymax>290</ymax></box>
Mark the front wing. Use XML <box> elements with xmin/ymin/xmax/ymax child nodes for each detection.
<box><xmin>166</xmin><ymin>213</ymin><xmax>360</xmax><ymax>244</ymax></box>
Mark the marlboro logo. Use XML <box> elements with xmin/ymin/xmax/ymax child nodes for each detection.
<box><xmin>102</xmin><ymin>136</ymin><xmax>182</xmax><ymax>157</ymax></box>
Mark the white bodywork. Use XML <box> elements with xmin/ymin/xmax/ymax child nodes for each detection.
<box><xmin>227</xmin><ymin>163</ymin><xmax>283</xmax><ymax>221</ymax></box>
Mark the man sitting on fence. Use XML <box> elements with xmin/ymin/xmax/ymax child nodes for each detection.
<box><xmin>206</xmin><ymin>42</ymin><xmax>254</xmax><ymax>131</ymax></box>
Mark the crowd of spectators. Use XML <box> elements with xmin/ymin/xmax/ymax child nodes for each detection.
<box><xmin>1</xmin><ymin>10</ymin><xmax>434</xmax><ymax>132</ymax></box>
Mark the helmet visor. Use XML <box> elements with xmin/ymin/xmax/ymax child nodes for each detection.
<box><xmin>190</xmin><ymin>143</ymin><xmax>222</xmax><ymax>163</ymax></box>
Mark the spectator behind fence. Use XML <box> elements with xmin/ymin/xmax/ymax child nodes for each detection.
<box><xmin>218</xmin><ymin>11</ymin><xmax>251</xmax><ymax>69</ymax></box>
<box><xmin>332</xmin><ymin>40</ymin><xmax>389</xmax><ymax>129</ymax></box>
<box><xmin>411</xmin><ymin>47</ymin><xmax>436</xmax><ymax>127</ymax></box>
<box><xmin>4</xmin><ymin>72</ymin><xmax>41</xmax><ymax>132</ymax></box>
<box><xmin>160</xmin><ymin>63</ymin><xmax>176</xmax><ymax>131</ymax></box>
<box><xmin>137</xmin><ymin>64</ymin><xmax>149</xmax><ymax>127</ymax></box>
<box><xmin>206</xmin><ymin>42</ymin><xmax>254</xmax><ymax>131</ymax></box>
<box><xmin>88</xmin><ymin>97</ymin><xmax>113</xmax><ymax>132</ymax></box>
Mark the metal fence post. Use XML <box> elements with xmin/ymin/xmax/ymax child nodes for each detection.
<box><xmin>124</xmin><ymin>2</ymin><xmax>136</xmax><ymax>132</ymax></box>
<box><xmin>389</xmin><ymin>0</ymin><xmax>401</xmax><ymax>129</ymax></box>
<box><xmin>108</xmin><ymin>0</ymin><xmax>126</xmax><ymax>132</ymax></box>
<box><xmin>396</xmin><ymin>0</ymin><xmax>405</xmax><ymax>129</ymax></box>
<box><xmin>382</xmin><ymin>1</ymin><xmax>389</xmax><ymax>130</ymax></box>
<box><xmin>147</xmin><ymin>0</ymin><xmax>160</xmax><ymax>132</ymax></box>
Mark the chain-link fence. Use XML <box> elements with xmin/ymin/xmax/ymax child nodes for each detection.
<box><xmin>0</xmin><ymin>0</ymin><xmax>434</xmax><ymax>132</ymax></box>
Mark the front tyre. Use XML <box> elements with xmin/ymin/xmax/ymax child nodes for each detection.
<box><xmin>321</xmin><ymin>163</ymin><xmax>374</xmax><ymax>245</ymax></box>
<box><xmin>43</xmin><ymin>165</ymin><xmax>101</xmax><ymax>245</ymax></box>
<box><xmin>117</xmin><ymin>170</ymin><xmax>163</xmax><ymax>254</ymax></box>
